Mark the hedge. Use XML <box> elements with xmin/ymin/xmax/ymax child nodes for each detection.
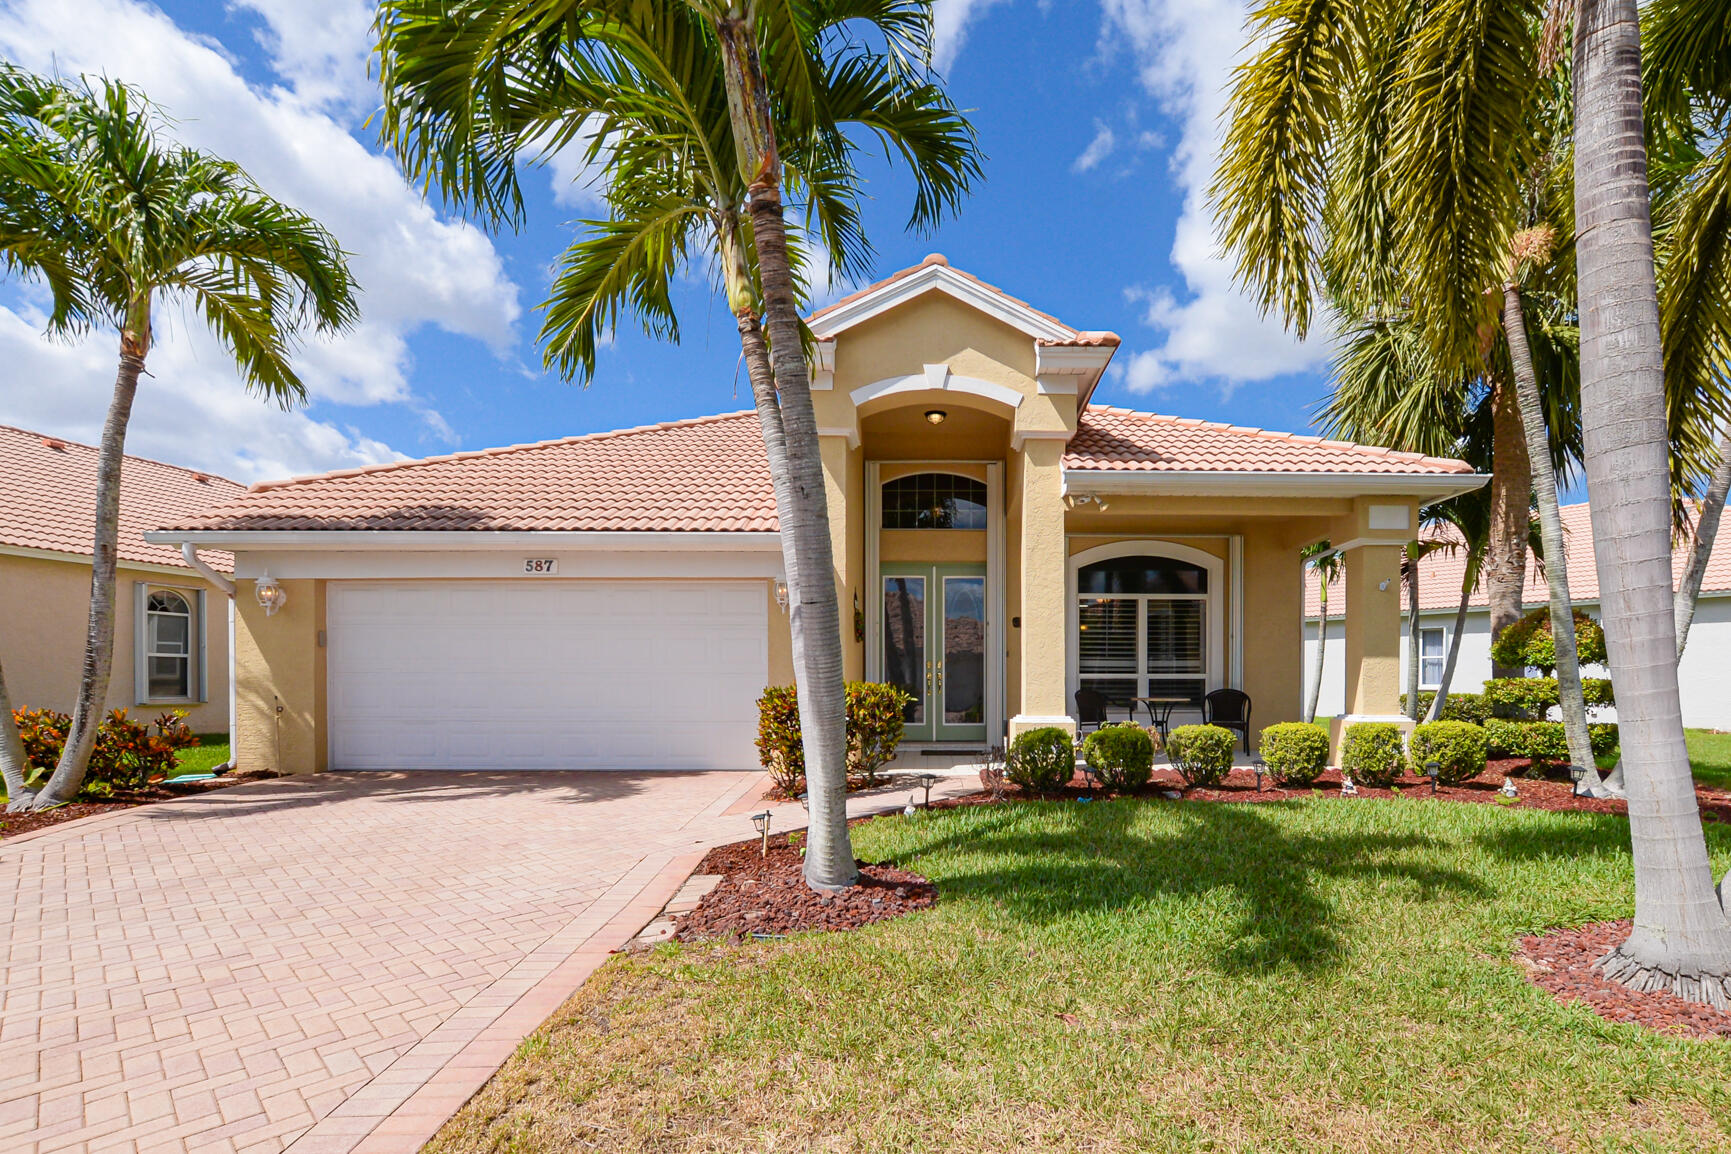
<box><xmin>1166</xmin><ymin>724</ymin><xmax>1236</xmax><ymax>788</ymax></box>
<box><xmin>1485</xmin><ymin>718</ymin><xmax>1620</xmax><ymax>764</ymax></box>
<box><xmin>1081</xmin><ymin>723</ymin><xmax>1155</xmax><ymax>792</ymax></box>
<box><xmin>1340</xmin><ymin>722</ymin><xmax>1407</xmax><ymax>786</ymax></box>
<box><xmin>1259</xmin><ymin>723</ymin><xmax>1329</xmax><ymax>785</ymax></box>
<box><xmin>1400</xmin><ymin>691</ymin><xmax>1491</xmax><ymax>725</ymax></box>
<box><xmin>1008</xmin><ymin>727</ymin><xmax>1078</xmax><ymax>794</ymax></box>
<box><xmin>1481</xmin><ymin>677</ymin><xmax>1615</xmax><ymax>718</ymax></box>
<box><xmin>755</xmin><ymin>681</ymin><xmax>911</xmax><ymax>795</ymax></box>
<box><xmin>1408</xmin><ymin>720</ymin><xmax>1488</xmax><ymax>785</ymax></box>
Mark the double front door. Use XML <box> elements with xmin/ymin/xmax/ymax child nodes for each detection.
<box><xmin>880</xmin><ymin>564</ymin><xmax>987</xmax><ymax>743</ymax></box>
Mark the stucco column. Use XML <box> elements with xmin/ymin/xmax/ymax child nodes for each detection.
<box><xmin>819</xmin><ymin>434</ymin><xmax>862</xmax><ymax>679</ymax></box>
<box><xmin>233</xmin><ymin>577</ymin><xmax>326</xmax><ymax>775</ymax></box>
<box><xmin>1010</xmin><ymin>436</ymin><xmax>1074</xmax><ymax>739</ymax></box>
<box><xmin>1329</xmin><ymin>543</ymin><xmax>1409</xmax><ymax>759</ymax></box>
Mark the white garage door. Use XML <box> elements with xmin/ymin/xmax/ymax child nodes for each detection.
<box><xmin>326</xmin><ymin>580</ymin><xmax>768</xmax><ymax>770</ymax></box>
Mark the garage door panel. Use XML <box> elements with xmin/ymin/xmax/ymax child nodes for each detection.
<box><xmin>327</xmin><ymin>579</ymin><xmax>766</xmax><ymax>770</ymax></box>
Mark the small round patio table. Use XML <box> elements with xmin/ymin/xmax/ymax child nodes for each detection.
<box><xmin>1133</xmin><ymin>696</ymin><xmax>1192</xmax><ymax>743</ymax></box>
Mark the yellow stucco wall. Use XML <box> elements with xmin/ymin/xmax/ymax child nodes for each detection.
<box><xmin>234</xmin><ymin>577</ymin><xmax>325</xmax><ymax>775</ymax></box>
<box><xmin>1342</xmin><ymin>543</ymin><xmax>1404</xmax><ymax>716</ymax></box>
<box><xmin>827</xmin><ymin>293</ymin><xmax>1037</xmax><ymax>399</ymax></box>
<box><xmin>767</xmin><ymin>578</ymin><xmax>794</xmax><ymax>687</ymax></box>
<box><xmin>0</xmin><ymin>552</ymin><xmax>229</xmax><ymax>733</ymax></box>
<box><xmin>1015</xmin><ymin>439</ymin><xmax>1070</xmax><ymax>731</ymax></box>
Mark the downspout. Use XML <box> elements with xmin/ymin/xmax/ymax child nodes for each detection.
<box><xmin>182</xmin><ymin>543</ymin><xmax>238</xmax><ymax>773</ymax></box>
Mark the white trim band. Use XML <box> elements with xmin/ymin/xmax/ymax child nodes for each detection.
<box><xmin>145</xmin><ymin>530</ymin><xmax>784</xmax><ymax>552</ymax></box>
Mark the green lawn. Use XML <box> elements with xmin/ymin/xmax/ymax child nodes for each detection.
<box><xmin>430</xmin><ymin>797</ymin><xmax>1731</xmax><ymax>1153</ymax></box>
<box><xmin>1684</xmin><ymin>729</ymin><xmax>1731</xmax><ymax>791</ymax></box>
<box><xmin>171</xmin><ymin>735</ymin><xmax>231</xmax><ymax>777</ymax></box>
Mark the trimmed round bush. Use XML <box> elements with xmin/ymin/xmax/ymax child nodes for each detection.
<box><xmin>1489</xmin><ymin>607</ymin><xmax>1607</xmax><ymax>673</ymax></box>
<box><xmin>1166</xmin><ymin>724</ymin><xmax>1236</xmax><ymax>788</ymax></box>
<box><xmin>1485</xmin><ymin>718</ymin><xmax>1570</xmax><ymax>764</ymax></box>
<box><xmin>1008</xmin><ymin>726</ymin><xmax>1077</xmax><ymax>794</ymax></box>
<box><xmin>1082</xmin><ymin>723</ymin><xmax>1154</xmax><ymax>792</ymax></box>
<box><xmin>1259</xmin><ymin>722</ymin><xmax>1329</xmax><ymax>785</ymax></box>
<box><xmin>1340</xmin><ymin>722</ymin><xmax>1407</xmax><ymax>786</ymax></box>
<box><xmin>1408</xmin><ymin>720</ymin><xmax>1488</xmax><ymax>785</ymax></box>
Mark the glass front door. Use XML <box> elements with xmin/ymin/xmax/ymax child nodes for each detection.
<box><xmin>881</xmin><ymin>564</ymin><xmax>988</xmax><ymax>743</ymax></box>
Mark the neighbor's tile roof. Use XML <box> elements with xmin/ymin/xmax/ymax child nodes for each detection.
<box><xmin>1302</xmin><ymin>501</ymin><xmax>1731</xmax><ymax>617</ymax></box>
<box><xmin>0</xmin><ymin>425</ymin><xmax>242</xmax><ymax>571</ymax></box>
<box><xmin>1066</xmin><ymin>408</ymin><xmax>1477</xmax><ymax>474</ymax></box>
<box><xmin>164</xmin><ymin>406</ymin><xmax>1479</xmax><ymax>537</ymax></box>
<box><xmin>164</xmin><ymin>412</ymin><xmax>778</xmax><ymax>534</ymax></box>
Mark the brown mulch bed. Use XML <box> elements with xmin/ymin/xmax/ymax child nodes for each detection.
<box><xmin>934</xmin><ymin>759</ymin><xmax>1731</xmax><ymax>821</ymax></box>
<box><xmin>675</xmin><ymin>831</ymin><xmax>936</xmax><ymax>941</ymax></box>
<box><xmin>1516</xmin><ymin>920</ymin><xmax>1731</xmax><ymax>1040</ymax></box>
<box><xmin>0</xmin><ymin>770</ymin><xmax>278</xmax><ymax>841</ymax></box>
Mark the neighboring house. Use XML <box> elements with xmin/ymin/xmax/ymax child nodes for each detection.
<box><xmin>146</xmin><ymin>256</ymin><xmax>1485</xmax><ymax>774</ymax></box>
<box><xmin>0</xmin><ymin>425</ymin><xmax>242</xmax><ymax>736</ymax></box>
<box><xmin>1304</xmin><ymin>501</ymin><xmax>1731</xmax><ymax>728</ymax></box>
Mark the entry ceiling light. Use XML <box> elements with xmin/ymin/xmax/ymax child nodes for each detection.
<box><xmin>924</xmin><ymin>409</ymin><xmax>947</xmax><ymax>425</ymax></box>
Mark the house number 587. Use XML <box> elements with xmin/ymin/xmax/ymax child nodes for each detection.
<box><xmin>523</xmin><ymin>558</ymin><xmax>558</xmax><ymax>574</ymax></box>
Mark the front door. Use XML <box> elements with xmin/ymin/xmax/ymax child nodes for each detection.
<box><xmin>880</xmin><ymin>564</ymin><xmax>988</xmax><ymax>743</ymax></box>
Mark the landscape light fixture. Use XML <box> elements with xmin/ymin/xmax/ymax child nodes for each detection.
<box><xmin>924</xmin><ymin>409</ymin><xmax>947</xmax><ymax>425</ymax></box>
<box><xmin>255</xmin><ymin>572</ymin><xmax>287</xmax><ymax>617</ymax></box>
<box><xmin>751</xmin><ymin>810</ymin><xmax>773</xmax><ymax>857</ymax></box>
<box><xmin>918</xmin><ymin>772</ymin><xmax>939</xmax><ymax>808</ymax></box>
<box><xmin>1569</xmin><ymin>763</ymin><xmax>1590</xmax><ymax>796</ymax></box>
<box><xmin>1425</xmin><ymin>759</ymin><xmax>1441</xmax><ymax>795</ymax></box>
<box><xmin>1253</xmin><ymin>758</ymin><xmax>1267</xmax><ymax>792</ymax></box>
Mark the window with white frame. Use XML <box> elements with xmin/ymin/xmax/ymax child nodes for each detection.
<box><xmin>1419</xmin><ymin>626</ymin><xmax>1446</xmax><ymax>689</ymax></box>
<box><xmin>1076</xmin><ymin>555</ymin><xmax>1209</xmax><ymax>710</ymax></box>
<box><xmin>140</xmin><ymin>587</ymin><xmax>200</xmax><ymax>702</ymax></box>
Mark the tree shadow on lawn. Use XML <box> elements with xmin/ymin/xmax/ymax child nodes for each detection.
<box><xmin>1472</xmin><ymin>806</ymin><xmax>1731</xmax><ymax>866</ymax></box>
<box><xmin>897</xmin><ymin>799</ymin><xmax>1491</xmax><ymax>978</ymax></box>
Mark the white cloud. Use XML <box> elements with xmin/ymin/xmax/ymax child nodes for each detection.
<box><xmin>932</xmin><ymin>0</ymin><xmax>1012</xmax><ymax>72</ymax></box>
<box><xmin>1072</xmin><ymin>121</ymin><xmax>1117</xmax><ymax>173</ymax></box>
<box><xmin>0</xmin><ymin>0</ymin><xmax>524</xmax><ymax>474</ymax></box>
<box><xmin>1098</xmin><ymin>0</ymin><xmax>1332</xmax><ymax>391</ymax></box>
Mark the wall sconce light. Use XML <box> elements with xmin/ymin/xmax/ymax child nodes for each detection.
<box><xmin>1378</xmin><ymin>578</ymin><xmax>1391</xmax><ymax>591</ymax></box>
<box><xmin>255</xmin><ymin>572</ymin><xmax>287</xmax><ymax>617</ymax></box>
<box><xmin>774</xmin><ymin>579</ymin><xmax>789</xmax><ymax>612</ymax></box>
<box><xmin>1064</xmin><ymin>493</ymin><xmax>1110</xmax><ymax>512</ymax></box>
<box><xmin>924</xmin><ymin>409</ymin><xmax>947</xmax><ymax>425</ymax></box>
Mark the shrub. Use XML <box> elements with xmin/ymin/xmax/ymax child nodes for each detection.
<box><xmin>1481</xmin><ymin>677</ymin><xmax>1615</xmax><ymax>719</ymax></box>
<box><xmin>1485</xmin><ymin>718</ymin><xmax>1569</xmax><ymax>764</ymax></box>
<box><xmin>11</xmin><ymin>707</ymin><xmax>197</xmax><ymax>795</ymax></box>
<box><xmin>1166</xmin><ymin>724</ymin><xmax>1236</xmax><ymax>788</ymax></box>
<box><xmin>1082</xmin><ymin>723</ymin><xmax>1154</xmax><ymax>792</ymax></box>
<box><xmin>1340</xmin><ymin>722</ymin><xmax>1407</xmax><ymax>786</ymax></box>
<box><xmin>754</xmin><ymin>681</ymin><xmax>913</xmax><ymax>796</ymax></box>
<box><xmin>1400</xmin><ymin>691</ymin><xmax>1491</xmax><ymax>725</ymax></box>
<box><xmin>1258</xmin><ymin>723</ymin><xmax>1329</xmax><ymax>785</ymax></box>
<box><xmin>1008</xmin><ymin>727</ymin><xmax>1077</xmax><ymax>794</ymax></box>
<box><xmin>1408</xmin><ymin>720</ymin><xmax>1488</xmax><ymax>785</ymax></box>
<box><xmin>1590</xmin><ymin>723</ymin><xmax>1620</xmax><ymax>760</ymax></box>
<box><xmin>1489</xmin><ymin>607</ymin><xmax>1607</xmax><ymax>673</ymax></box>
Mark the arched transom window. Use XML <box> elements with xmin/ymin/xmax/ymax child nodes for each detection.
<box><xmin>1077</xmin><ymin>555</ymin><xmax>1208</xmax><ymax>709</ymax></box>
<box><xmin>881</xmin><ymin>472</ymin><xmax>987</xmax><ymax>530</ymax></box>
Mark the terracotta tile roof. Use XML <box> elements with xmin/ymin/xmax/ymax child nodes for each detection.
<box><xmin>164</xmin><ymin>412</ymin><xmax>778</xmax><ymax>534</ymax></box>
<box><xmin>807</xmin><ymin>253</ymin><xmax>1081</xmax><ymax>335</ymax></box>
<box><xmin>1302</xmin><ymin>501</ymin><xmax>1731</xmax><ymax>617</ymax></box>
<box><xmin>1039</xmin><ymin>332</ymin><xmax>1121</xmax><ymax>347</ymax></box>
<box><xmin>1067</xmin><ymin>407</ymin><xmax>1477</xmax><ymax>474</ymax></box>
<box><xmin>0</xmin><ymin>425</ymin><xmax>242</xmax><ymax>571</ymax></box>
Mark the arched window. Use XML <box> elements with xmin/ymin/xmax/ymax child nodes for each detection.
<box><xmin>145</xmin><ymin>589</ymin><xmax>193</xmax><ymax>699</ymax></box>
<box><xmin>1076</xmin><ymin>554</ymin><xmax>1209</xmax><ymax>709</ymax></box>
<box><xmin>881</xmin><ymin>473</ymin><xmax>987</xmax><ymax>530</ymax></box>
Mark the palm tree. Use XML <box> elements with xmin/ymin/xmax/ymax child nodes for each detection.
<box><xmin>1300</xmin><ymin>540</ymin><xmax>1339</xmax><ymax>724</ymax></box>
<box><xmin>375</xmin><ymin>0</ymin><xmax>979</xmax><ymax>891</ymax></box>
<box><xmin>0</xmin><ymin>66</ymin><xmax>356</xmax><ymax>812</ymax></box>
<box><xmin>1574</xmin><ymin>0</ymin><xmax>1731</xmax><ymax>1004</ymax></box>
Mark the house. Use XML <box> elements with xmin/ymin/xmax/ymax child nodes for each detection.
<box><xmin>1303</xmin><ymin>501</ymin><xmax>1731</xmax><ymax>728</ymax></box>
<box><xmin>0</xmin><ymin>425</ymin><xmax>242</xmax><ymax>737</ymax></box>
<box><xmin>144</xmin><ymin>256</ymin><xmax>1486</xmax><ymax>773</ymax></box>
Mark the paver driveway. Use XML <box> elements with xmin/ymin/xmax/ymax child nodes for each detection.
<box><xmin>0</xmin><ymin>770</ymin><xmax>769</xmax><ymax>1154</ymax></box>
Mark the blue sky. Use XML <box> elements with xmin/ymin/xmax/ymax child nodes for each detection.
<box><xmin>0</xmin><ymin>0</ymin><xmax>1333</xmax><ymax>482</ymax></box>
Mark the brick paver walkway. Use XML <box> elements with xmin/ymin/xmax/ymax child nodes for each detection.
<box><xmin>0</xmin><ymin>770</ymin><xmax>770</xmax><ymax>1154</ymax></box>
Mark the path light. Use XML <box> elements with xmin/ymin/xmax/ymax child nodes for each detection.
<box><xmin>1569</xmin><ymin>763</ymin><xmax>1590</xmax><ymax>797</ymax></box>
<box><xmin>918</xmin><ymin>772</ymin><xmax>938</xmax><ymax>808</ymax></box>
<box><xmin>1425</xmin><ymin>759</ymin><xmax>1440</xmax><ymax>795</ymax></box>
<box><xmin>751</xmin><ymin>810</ymin><xmax>772</xmax><ymax>857</ymax></box>
<box><xmin>1253</xmin><ymin>758</ymin><xmax>1267</xmax><ymax>792</ymax></box>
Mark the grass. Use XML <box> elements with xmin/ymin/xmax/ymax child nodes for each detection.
<box><xmin>429</xmin><ymin>797</ymin><xmax>1731</xmax><ymax>1153</ymax></box>
<box><xmin>1684</xmin><ymin>729</ymin><xmax>1731</xmax><ymax>792</ymax></box>
<box><xmin>171</xmin><ymin>735</ymin><xmax>230</xmax><ymax>777</ymax></box>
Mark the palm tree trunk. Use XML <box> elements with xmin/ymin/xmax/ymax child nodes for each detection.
<box><xmin>1575</xmin><ymin>0</ymin><xmax>1731</xmax><ymax>1004</ymax></box>
<box><xmin>1676</xmin><ymin>429</ymin><xmax>1731</xmax><ymax>657</ymax></box>
<box><xmin>1305</xmin><ymin>585</ymin><xmax>1327</xmax><ymax>724</ymax></box>
<box><xmin>1502</xmin><ymin>284</ymin><xmax>1602</xmax><ymax>792</ymax></box>
<box><xmin>0</xmin><ymin>657</ymin><xmax>30</xmax><ymax>807</ymax></box>
<box><xmin>31</xmin><ymin>342</ymin><xmax>145</xmax><ymax>809</ymax></box>
<box><xmin>1425</xmin><ymin>557</ymin><xmax>1477</xmax><ymax>722</ymax></box>
<box><xmin>1405</xmin><ymin>548</ymin><xmax>1422</xmax><ymax>719</ymax></box>
<box><xmin>1486</xmin><ymin>375</ymin><xmax>1533</xmax><ymax>678</ymax></box>
<box><xmin>717</xmin><ymin>11</ymin><xmax>856</xmax><ymax>891</ymax></box>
